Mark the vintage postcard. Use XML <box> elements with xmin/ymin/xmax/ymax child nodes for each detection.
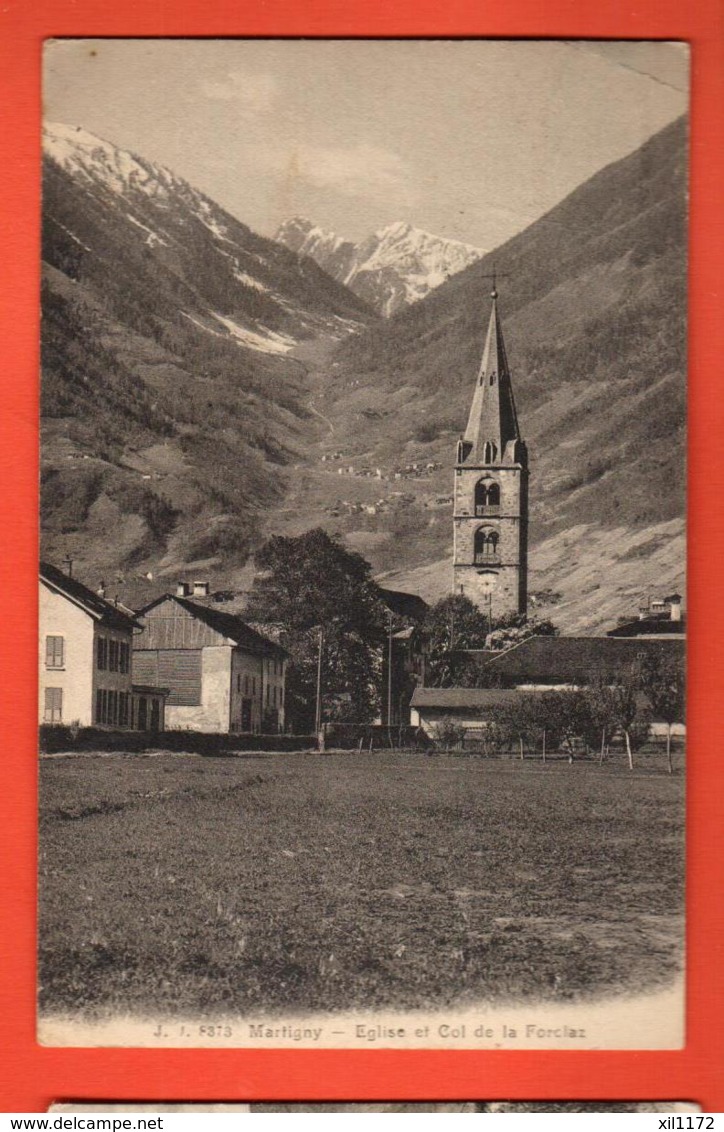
<box><xmin>38</xmin><ymin>39</ymin><xmax>688</xmax><ymax>1048</ymax></box>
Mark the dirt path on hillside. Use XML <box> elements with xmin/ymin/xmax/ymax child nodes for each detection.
<box><xmin>307</xmin><ymin>395</ymin><xmax>336</xmax><ymax>436</ymax></box>
<box><xmin>288</xmin><ymin>335</ymin><xmax>342</xmax><ymax>443</ymax></box>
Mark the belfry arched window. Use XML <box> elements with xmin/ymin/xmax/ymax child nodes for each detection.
<box><xmin>483</xmin><ymin>441</ymin><xmax>497</xmax><ymax>464</ymax></box>
<box><xmin>474</xmin><ymin>527</ymin><xmax>500</xmax><ymax>564</ymax></box>
<box><xmin>475</xmin><ymin>479</ymin><xmax>500</xmax><ymax>515</ymax></box>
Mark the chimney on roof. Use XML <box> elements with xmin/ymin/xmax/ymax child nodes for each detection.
<box><xmin>176</xmin><ymin>581</ymin><xmax>191</xmax><ymax>597</ymax></box>
<box><xmin>97</xmin><ymin>580</ymin><xmax>106</xmax><ymax>598</ymax></box>
<box><xmin>193</xmin><ymin>580</ymin><xmax>210</xmax><ymax>598</ymax></box>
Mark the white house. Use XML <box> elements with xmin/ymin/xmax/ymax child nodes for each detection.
<box><xmin>40</xmin><ymin>561</ymin><xmax>168</xmax><ymax>731</ymax></box>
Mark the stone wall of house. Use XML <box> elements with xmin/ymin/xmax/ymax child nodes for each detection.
<box><xmin>165</xmin><ymin>646</ymin><xmax>232</xmax><ymax>733</ymax></box>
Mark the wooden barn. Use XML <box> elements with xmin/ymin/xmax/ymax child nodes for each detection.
<box><xmin>133</xmin><ymin>595</ymin><xmax>287</xmax><ymax>734</ymax></box>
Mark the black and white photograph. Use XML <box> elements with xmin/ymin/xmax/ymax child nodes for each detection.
<box><xmin>38</xmin><ymin>39</ymin><xmax>688</xmax><ymax>1048</ymax></box>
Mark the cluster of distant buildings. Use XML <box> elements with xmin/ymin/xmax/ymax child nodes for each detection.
<box><xmin>324</xmin><ymin>492</ymin><xmax>414</xmax><ymax>519</ymax></box>
<box><xmin>323</xmin><ymin>454</ymin><xmax>443</xmax><ymax>481</ymax></box>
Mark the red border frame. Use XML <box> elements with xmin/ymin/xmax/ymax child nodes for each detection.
<box><xmin>2</xmin><ymin>0</ymin><xmax>723</xmax><ymax>1114</ymax></box>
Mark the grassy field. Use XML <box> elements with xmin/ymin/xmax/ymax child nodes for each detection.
<box><xmin>39</xmin><ymin>752</ymin><xmax>684</xmax><ymax>1018</ymax></box>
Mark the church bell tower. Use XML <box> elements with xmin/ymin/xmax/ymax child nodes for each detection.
<box><xmin>453</xmin><ymin>282</ymin><xmax>528</xmax><ymax>620</ymax></box>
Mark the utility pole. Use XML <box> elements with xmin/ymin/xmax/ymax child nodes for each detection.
<box><xmin>387</xmin><ymin>609</ymin><xmax>394</xmax><ymax>727</ymax></box>
<box><xmin>314</xmin><ymin>624</ymin><xmax>324</xmax><ymax>737</ymax></box>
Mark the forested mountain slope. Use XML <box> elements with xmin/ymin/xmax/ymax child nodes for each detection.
<box><xmin>287</xmin><ymin>117</ymin><xmax>688</xmax><ymax>630</ymax></box>
<box><xmin>41</xmin><ymin>124</ymin><xmax>372</xmax><ymax>599</ymax></box>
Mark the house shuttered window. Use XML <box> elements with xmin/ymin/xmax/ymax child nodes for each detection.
<box><xmin>45</xmin><ymin>635</ymin><xmax>65</xmax><ymax>669</ymax></box>
<box><xmin>119</xmin><ymin>641</ymin><xmax>130</xmax><ymax>674</ymax></box>
<box><xmin>44</xmin><ymin>687</ymin><xmax>63</xmax><ymax>723</ymax></box>
<box><xmin>97</xmin><ymin>637</ymin><xmax>108</xmax><ymax>670</ymax></box>
<box><xmin>109</xmin><ymin>640</ymin><xmax>119</xmax><ymax>672</ymax></box>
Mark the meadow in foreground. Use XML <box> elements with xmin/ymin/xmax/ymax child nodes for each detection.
<box><xmin>39</xmin><ymin>751</ymin><xmax>684</xmax><ymax>1018</ymax></box>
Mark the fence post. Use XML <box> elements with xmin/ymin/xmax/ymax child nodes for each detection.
<box><xmin>542</xmin><ymin>729</ymin><xmax>546</xmax><ymax>764</ymax></box>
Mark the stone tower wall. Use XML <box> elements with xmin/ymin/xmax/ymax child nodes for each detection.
<box><xmin>452</xmin><ymin>464</ymin><xmax>527</xmax><ymax>619</ymax></box>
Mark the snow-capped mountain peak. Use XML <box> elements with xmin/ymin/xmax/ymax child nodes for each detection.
<box><xmin>43</xmin><ymin>123</ymin><xmax>370</xmax><ymax>360</ymax></box>
<box><xmin>275</xmin><ymin>216</ymin><xmax>485</xmax><ymax>316</ymax></box>
<box><xmin>43</xmin><ymin>122</ymin><xmax>179</xmax><ymax>200</ymax></box>
<box><xmin>275</xmin><ymin>217</ymin><xmax>357</xmax><ymax>276</ymax></box>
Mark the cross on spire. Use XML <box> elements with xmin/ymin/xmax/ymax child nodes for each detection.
<box><xmin>480</xmin><ymin>265</ymin><xmax>508</xmax><ymax>299</ymax></box>
<box><xmin>457</xmin><ymin>276</ymin><xmax>521</xmax><ymax>464</ymax></box>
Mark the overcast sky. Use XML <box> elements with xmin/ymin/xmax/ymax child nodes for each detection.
<box><xmin>44</xmin><ymin>39</ymin><xmax>688</xmax><ymax>249</ymax></box>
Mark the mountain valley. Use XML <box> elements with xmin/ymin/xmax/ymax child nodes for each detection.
<box><xmin>41</xmin><ymin>118</ymin><xmax>687</xmax><ymax>629</ymax></box>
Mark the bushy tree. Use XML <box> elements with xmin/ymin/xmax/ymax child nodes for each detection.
<box><xmin>486</xmin><ymin>611</ymin><xmax>559</xmax><ymax>651</ymax></box>
<box><xmin>539</xmin><ymin>689</ymin><xmax>594</xmax><ymax>759</ymax></box>
<box><xmin>637</xmin><ymin>652</ymin><xmax>685</xmax><ymax>773</ymax></box>
<box><xmin>523</xmin><ymin>692</ymin><xmax>566</xmax><ymax>757</ymax></box>
<box><xmin>431</xmin><ymin>717</ymin><xmax>467</xmax><ymax>751</ymax></box>
<box><xmin>486</xmin><ymin>697</ymin><xmax>540</xmax><ymax>758</ymax></box>
<box><xmin>247</xmin><ymin>528</ymin><xmax>386</xmax><ymax>729</ymax></box>
<box><xmin>573</xmin><ymin>676</ymin><xmax>620</xmax><ymax>762</ymax></box>
<box><xmin>607</xmin><ymin>664</ymin><xmax>651</xmax><ymax>770</ymax></box>
<box><xmin>420</xmin><ymin>594</ymin><xmax>489</xmax><ymax>686</ymax></box>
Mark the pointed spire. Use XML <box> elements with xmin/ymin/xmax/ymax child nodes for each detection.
<box><xmin>458</xmin><ymin>284</ymin><xmax>522</xmax><ymax>465</ymax></box>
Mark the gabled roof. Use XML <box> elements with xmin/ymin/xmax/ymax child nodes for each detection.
<box><xmin>411</xmin><ymin>687</ymin><xmax>524</xmax><ymax>709</ymax></box>
<box><xmin>40</xmin><ymin>561</ymin><xmax>141</xmax><ymax>631</ymax></box>
<box><xmin>482</xmin><ymin>635</ymin><xmax>685</xmax><ymax>685</ymax></box>
<box><xmin>137</xmin><ymin>594</ymin><xmax>287</xmax><ymax>657</ymax></box>
<box><xmin>608</xmin><ymin>618</ymin><xmax>686</xmax><ymax>638</ymax></box>
<box><xmin>460</xmin><ymin>290</ymin><xmax>522</xmax><ymax>463</ymax></box>
<box><xmin>378</xmin><ymin>587</ymin><xmax>429</xmax><ymax>622</ymax></box>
